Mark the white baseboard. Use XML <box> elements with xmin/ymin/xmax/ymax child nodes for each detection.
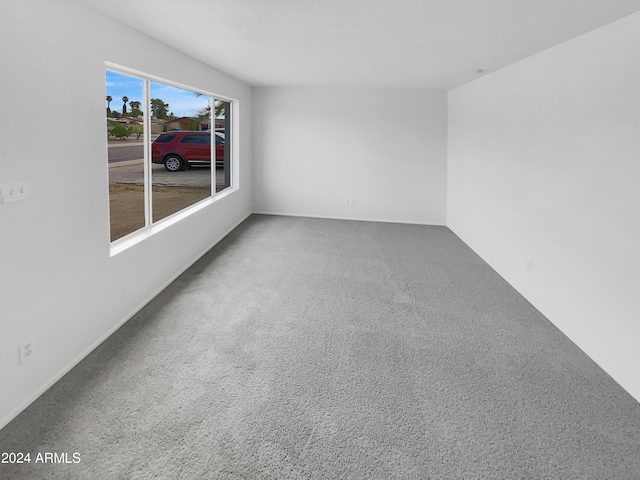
<box><xmin>251</xmin><ymin>210</ymin><xmax>446</xmax><ymax>227</ymax></box>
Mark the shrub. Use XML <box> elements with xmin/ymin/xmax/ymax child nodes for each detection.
<box><xmin>131</xmin><ymin>126</ymin><xmax>143</xmax><ymax>140</ymax></box>
<box><xmin>109</xmin><ymin>123</ymin><xmax>132</xmax><ymax>139</ymax></box>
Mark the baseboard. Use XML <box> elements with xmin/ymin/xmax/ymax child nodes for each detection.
<box><xmin>0</xmin><ymin>211</ymin><xmax>252</xmax><ymax>431</ymax></box>
<box><xmin>252</xmin><ymin>210</ymin><xmax>446</xmax><ymax>227</ymax></box>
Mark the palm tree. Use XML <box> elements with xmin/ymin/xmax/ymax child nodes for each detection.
<box><xmin>214</xmin><ymin>99</ymin><xmax>226</xmax><ymax>118</ymax></box>
<box><xmin>194</xmin><ymin>93</ymin><xmax>226</xmax><ymax>118</ymax></box>
<box><xmin>122</xmin><ymin>96</ymin><xmax>129</xmax><ymax>115</ymax></box>
<box><xmin>196</xmin><ymin>100</ymin><xmax>225</xmax><ymax>120</ymax></box>
<box><xmin>129</xmin><ymin>100</ymin><xmax>142</xmax><ymax>116</ymax></box>
<box><xmin>106</xmin><ymin>95</ymin><xmax>112</xmax><ymax>114</ymax></box>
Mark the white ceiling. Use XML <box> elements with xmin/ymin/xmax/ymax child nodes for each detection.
<box><xmin>74</xmin><ymin>0</ymin><xmax>640</xmax><ymax>90</ymax></box>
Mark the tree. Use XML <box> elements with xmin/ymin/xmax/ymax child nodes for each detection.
<box><xmin>196</xmin><ymin>100</ymin><xmax>225</xmax><ymax>131</ymax></box>
<box><xmin>194</xmin><ymin>94</ymin><xmax>226</xmax><ymax>119</ymax></box>
<box><xmin>196</xmin><ymin>106</ymin><xmax>211</xmax><ymax>130</ymax></box>
<box><xmin>214</xmin><ymin>99</ymin><xmax>226</xmax><ymax>118</ymax></box>
<box><xmin>150</xmin><ymin>98</ymin><xmax>169</xmax><ymax>119</ymax></box>
<box><xmin>122</xmin><ymin>96</ymin><xmax>129</xmax><ymax>115</ymax></box>
<box><xmin>129</xmin><ymin>100</ymin><xmax>142</xmax><ymax>117</ymax></box>
<box><xmin>131</xmin><ymin>125</ymin><xmax>143</xmax><ymax>140</ymax></box>
<box><xmin>106</xmin><ymin>95</ymin><xmax>112</xmax><ymax>114</ymax></box>
<box><xmin>108</xmin><ymin>122</ymin><xmax>132</xmax><ymax>139</ymax></box>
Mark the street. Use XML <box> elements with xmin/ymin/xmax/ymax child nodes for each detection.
<box><xmin>109</xmin><ymin>159</ymin><xmax>227</xmax><ymax>190</ymax></box>
<box><xmin>108</xmin><ymin>144</ymin><xmax>144</xmax><ymax>163</ymax></box>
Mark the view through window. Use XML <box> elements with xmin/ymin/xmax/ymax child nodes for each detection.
<box><xmin>106</xmin><ymin>69</ymin><xmax>231</xmax><ymax>242</ymax></box>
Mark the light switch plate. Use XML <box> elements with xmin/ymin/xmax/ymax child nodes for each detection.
<box><xmin>0</xmin><ymin>181</ymin><xmax>30</xmax><ymax>204</ymax></box>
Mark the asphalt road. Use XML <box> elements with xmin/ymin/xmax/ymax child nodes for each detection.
<box><xmin>109</xmin><ymin>159</ymin><xmax>226</xmax><ymax>188</ymax></box>
<box><xmin>108</xmin><ymin>144</ymin><xmax>144</xmax><ymax>163</ymax></box>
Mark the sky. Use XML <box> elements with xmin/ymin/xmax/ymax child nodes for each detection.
<box><xmin>105</xmin><ymin>70</ymin><xmax>210</xmax><ymax>118</ymax></box>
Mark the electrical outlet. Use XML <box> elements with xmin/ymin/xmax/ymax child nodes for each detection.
<box><xmin>348</xmin><ymin>199</ymin><xmax>356</xmax><ymax>207</ymax></box>
<box><xmin>19</xmin><ymin>342</ymin><xmax>34</xmax><ymax>364</ymax></box>
<box><xmin>526</xmin><ymin>260</ymin><xmax>533</xmax><ymax>274</ymax></box>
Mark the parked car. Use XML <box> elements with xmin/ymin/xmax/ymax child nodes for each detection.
<box><xmin>151</xmin><ymin>131</ymin><xmax>225</xmax><ymax>171</ymax></box>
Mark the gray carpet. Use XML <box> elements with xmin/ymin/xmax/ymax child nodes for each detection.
<box><xmin>1</xmin><ymin>214</ymin><xmax>639</xmax><ymax>479</ymax></box>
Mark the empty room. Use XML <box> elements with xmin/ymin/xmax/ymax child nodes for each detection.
<box><xmin>1</xmin><ymin>0</ymin><xmax>639</xmax><ymax>478</ymax></box>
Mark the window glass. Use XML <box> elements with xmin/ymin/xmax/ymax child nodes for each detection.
<box><xmin>215</xmin><ymin>100</ymin><xmax>231</xmax><ymax>193</ymax></box>
<box><xmin>105</xmin><ymin>67</ymin><xmax>233</xmax><ymax>245</ymax></box>
<box><xmin>180</xmin><ymin>135</ymin><xmax>210</xmax><ymax>144</ymax></box>
<box><xmin>106</xmin><ymin>70</ymin><xmax>145</xmax><ymax>242</ymax></box>
<box><xmin>154</xmin><ymin>134</ymin><xmax>176</xmax><ymax>143</ymax></box>
<box><xmin>150</xmin><ymin>81</ymin><xmax>212</xmax><ymax>223</ymax></box>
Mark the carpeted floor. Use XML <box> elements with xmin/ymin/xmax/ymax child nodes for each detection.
<box><xmin>1</xmin><ymin>214</ymin><xmax>639</xmax><ymax>479</ymax></box>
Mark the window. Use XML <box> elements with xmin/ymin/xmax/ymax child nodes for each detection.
<box><xmin>180</xmin><ymin>135</ymin><xmax>209</xmax><ymax>144</ymax></box>
<box><xmin>106</xmin><ymin>71</ymin><xmax>145</xmax><ymax>241</ymax></box>
<box><xmin>153</xmin><ymin>134</ymin><xmax>176</xmax><ymax>143</ymax></box>
<box><xmin>105</xmin><ymin>66</ymin><xmax>233</xmax><ymax>244</ymax></box>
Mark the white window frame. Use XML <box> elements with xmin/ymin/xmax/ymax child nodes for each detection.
<box><xmin>106</xmin><ymin>62</ymin><xmax>235</xmax><ymax>256</ymax></box>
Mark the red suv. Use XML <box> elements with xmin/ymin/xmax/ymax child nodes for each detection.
<box><xmin>151</xmin><ymin>131</ymin><xmax>225</xmax><ymax>171</ymax></box>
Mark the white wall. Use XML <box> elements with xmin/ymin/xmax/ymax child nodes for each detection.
<box><xmin>0</xmin><ymin>0</ymin><xmax>252</xmax><ymax>428</ymax></box>
<box><xmin>253</xmin><ymin>87</ymin><xmax>447</xmax><ymax>225</ymax></box>
<box><xmin>448</xmin><ymin>13</ymin><xmax>640</xmax><ymax>401</ymax></box>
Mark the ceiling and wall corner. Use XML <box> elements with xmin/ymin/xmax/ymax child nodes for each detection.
<box><xmin>71</xmin><ymin>0</ymin><xmax>640</xmax><ymax>90</ymax></box>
